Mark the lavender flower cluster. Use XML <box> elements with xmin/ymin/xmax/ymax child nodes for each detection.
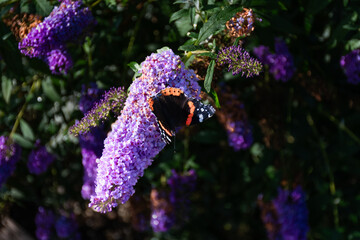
<box><xmin>78</xmin><ymin>84</ymin><xmax>106</xmax><ymax>199</ymax></box>
<box><xmin>217</xmin><ymin>46</ymin><xmax>263</xmax><ymax>77</ymax></box>
<box><xmin>27</xmin><ymin>142</ymin><xmax>55</xmax><ymax>175</ymax></box>
<box><xmin>226</xmin><ymin>8</ymin><xmax>262</xmax><ymax>37</ymax></box>
<box><xmin>35</xmin><ymin>207</ymin><xmax>80</xmax><ymax>240</ymax></box>
<box><xmin>340</xmin><ymin>49</ymin><xmax>360</xmax><ymax>84</ymax></box>
<box><xmin>69</xmin><ymin>86</ymin><xmax>127</xmax><ymax>136</ymax></box>
<box><xmin>89</xmin><ymin>49</ymin><xmax>201</xmax><ymax>213</ymax></box>
<box><xmin>0</xmin><ymin>136</ymin><xmax>21</xmax><ymax>187</ymax></box>
<box><xmin>150</xmin><ymin>189</ymin><xmax>175</xmax><ymax>232</ymax></box>
<box><xmin>253</xmin><ymin>39</ymin><xmax>295</xmax><ymax>82</ymax></box>
<box><xmin>18</xmin><ymin>0</ymin><xmax>95</xmax><ymax>74</ymax></box>
<box><xmin>216</xmin><ymin>86</ymin><xmax>253</xmax><ymax>151</ymax></box>
<box><xmin>227</xmin><ymin>119</ymin><xmax>253</xmax><ymax>151</ymax></box>
<box><xmin>259</xmin><ymin>186</ymin><xmax>309</xmax><ymax>240</ymax></box>
<box><xmin>151</xmin><ymin>170</ymin><xmax>197</xmax><ymax>232</ymax></box>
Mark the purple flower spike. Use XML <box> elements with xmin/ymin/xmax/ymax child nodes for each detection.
<box><xmin>89</xmin><ymin>49</ymin><xmax>201</xmax><ymax>213</ymax></box>
<box><xmin>340</xmin><ymin>49</ymin><xmax>360</xmax><ymax>84</ymax></box>
<box><xmin>0</xmin><ymin>136</ymin><xmax>21</xmax><ymax>187</ymax></box>
<box><xmin>217</xmin><ymin>46</ymin><xmax>263</xmax><ymax>77</ymax></box>
<box><xmin>19</xmin><ymin>0</ymin><xmax>95</xmax><ymax>74</ymax></box>
<box><xmin>27</xmin><ymin>143</ymin><xmax>55</xmax><ymax>175</ymax></box>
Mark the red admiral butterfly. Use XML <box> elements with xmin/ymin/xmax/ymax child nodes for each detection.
<box><xmin>148</xmin><ymin>87</ymin><xmax>216</xmax><ymax>144</ymax></box>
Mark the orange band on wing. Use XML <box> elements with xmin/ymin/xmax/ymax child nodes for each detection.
<box><xmin>161</xmin><ymin>87</ymin><xmax>183</xmax><ymax>96</ymax></box>
<box><xmin>148</xmin><ymin>98</ymin><xmax>154</xmax><ymax>111</ymax></box>
<box><xmin>158</xmin><ymin>120</ymin><xmax>172</xmax><ymax>137</ymax></box>
<box><xmin>186</xmin><ymin>101</ymin><xmax>195</xmax><ymax>126</ymax></box>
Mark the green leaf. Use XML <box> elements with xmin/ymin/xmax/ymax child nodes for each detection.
<box><xmin>42</xmin><ymin>77</ymin><xmax>61</xmax><ymax>102</ymax></box>
<box><xmin>196</xmin><ymin>5</ymin><xmax>242</xmax><ymax>44</ymax></box>
<box><xmin>204</xmin><ymin>60</ymin><xmax>215</xmax><ymax>93</ymax></box>
<box><xmin>128</xmin><ymin>61</ymin><xmax>141</xmax><ymax>73</ymax></box>
<box><xmin>346</xmin><ymin>39</ymin><xmax>360</xmax><ymax>51</ymax></box>
<box><xmin>189</xmin><ymin>7</ymin><xmax>196</xmax><ymax>28</ymax></box>
<box><xmin>210</xmin><ymin>88</ymin><xmax>220</xmax><ymax>108</ymax></box>
<box><xmin>1</xmin><ymin>76</ymin><xmax>12</xmax><ymax>104</ymax></box>
<box><xmin>170</xmin><ymin>9</ymin><xmax>188</xmax><ymax>23</ymax></box>
<box><xmin>178</xmin><ymin>45</ymin><xmax>205</xmax><ymax>51</ymax></box>
<box><xmin>35</xmin><ymin>0</ymin><xmax>53</xmax><ymax>16</ymax></box>
<box><xmin>20</xmin><ymin>119</ymin><xmax>35</xmax><ymax>141</ymax></box>
<box><xmin>156</xmin><ymin>46</ymin><xmax>171</xmax><ymax>53</ymax></box>
<box><xmin>12</xmin><ymin>133</ymin><xmax>33</xmax><ymax>149</ymax></box>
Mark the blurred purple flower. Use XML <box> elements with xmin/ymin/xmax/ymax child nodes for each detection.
<box><xmin>79</xmin><ymin>127</ymin><xmax>106</xmax><ymax>199</ymax></box>
<box><xmin>55</xmin><ymin>215</ymin><xmax>80</xmax><ymax>239</ymax></box>
<box><xmin>0</xmin><ymin>136</ymin><xmax>21</xmax><ymax>186</ymax></box>
<box><xmin>79</xmin><ymin>83</ymin><xmax>104</xmax><ymax>114</ymax></box>
<box><xmin>227</xmin><ymin>119</ymin><xmax>253</xmax><ymax>151</ymax></box>
<box><xmin>253</xmin><ymin>39</ymin><xmax>295</xmax><ymax>82</ymax></box>
<box><xmin>217</xmin><ymin>46</ymin><xmax>262</xmax><ymax>77</ymax></box>
<box><xmin>78</xmin><ymin>83</ymin><xmax>106</xmax><ymax>199</ymax></box>
<box><xmin>167</xmin><ymin>169</ymin><xmax>197</xmax><ymax>223</ymax></box>
<box><xmin>272</xmin><ymin>186</ymin><xmax>309</xmax><ymax>240</ymax></box>
<box><xmin>35</xmin><ymin>207</ymin><xmax>55</xmax><ymax>240</ymax></box>
<box><xmin>89</xmin><ymin>49</ymin><xmax>201</xmax><ymax>213</ymax></box>
<box><xmin>27</xmin><ymin>142</ymin><xmax>55</xmax><ymax>175</ymax></box>
<box><xmin>340</xmin><ymin>49</ymin><xmax>360</xmax><ymax>84</ymax></box>
<box><xmin>18</xmin><ymin>0</ymin><xmax>95</xmax><ymax>74</ymax></box>
<box><xmin>259</xmin><ymin>186</ymin><xmax>309</xmax><ymax>240</ymax></box>
<box><xmin>150</xmin><ymin>189</ymin><xmax>175</xmax><ymax>232</ymax></box>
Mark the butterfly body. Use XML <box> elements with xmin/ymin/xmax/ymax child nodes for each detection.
<box><xmin>148</xmin><ymin>87</ymin><xmax>215</xmax><ymax>144</ymax></box>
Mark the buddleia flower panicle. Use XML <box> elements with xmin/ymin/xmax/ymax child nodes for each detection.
<box><xmin>150</xmin><ymin>189</ymin><xmax>176</xmax><ymax>232</ymax></box>
<box><xmin>253</xmin><ymin>39</ymin><xmax>295</xmax><ymax>82</ymax></box>
<box><xmin>89</xmin><ymin>49</ymin><xmax>201</xmax><ymax>213</ymax></box>
<box><xmin>27</xmin><ymin>141</ymin><xmax>55</xmax><ymax>175</ymax></box>
<box><xmin>340</xmin><ymin>49</ymin><xmax>360</xmax><ymax>84</ymax></box>
<box><xmin>226</xmin><ymin>8</ymin><xmax>262</xmax><ymax>37</ymax></box>
<box><xmin>18</xmin><ymin>0</ymin><xmax>96</xmax><ymax>74</ymax></box>
<box><xmin>217</xmin><ymin>46</ymin><xmax>263</xmax><ymax>77</ymax></box>
<box><xmin>69</xmin><ymin>86</ymin><xmax>127</xmax><ymax>136</ymax></box>
<box><xmin>258</xmin><ymin>186</ymin><xmax>309</xmax><ymax>240</ymax></box>
<box><xmin>216</xmin><ymin>86</ymin><xmax>253</xmax><ymax>150</ymax></box>
<box><xmin>0</xmin><ymin>136</ymin><xmax>22</xmax><ymax>187</ymax></box>
<box><xmin>77</xmin><ymin>83</ymin><xmax>106</xmax><ymax>199</ymax></box>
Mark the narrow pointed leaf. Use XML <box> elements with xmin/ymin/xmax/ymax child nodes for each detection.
<box><xmin>204</xmin><ymin>60</ymin><xmax>215</xmax><ymax>93</ymax></box>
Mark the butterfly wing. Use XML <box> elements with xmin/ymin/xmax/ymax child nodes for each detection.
<box><xmin>189</xmin><ymin>99</ymin><xmax>216</xmax><ymax>125</ymax></box>
<box><xmin>149</xmin><ymin>88</ymin><xmax>189</xmax><ymax>144</ymax></box>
